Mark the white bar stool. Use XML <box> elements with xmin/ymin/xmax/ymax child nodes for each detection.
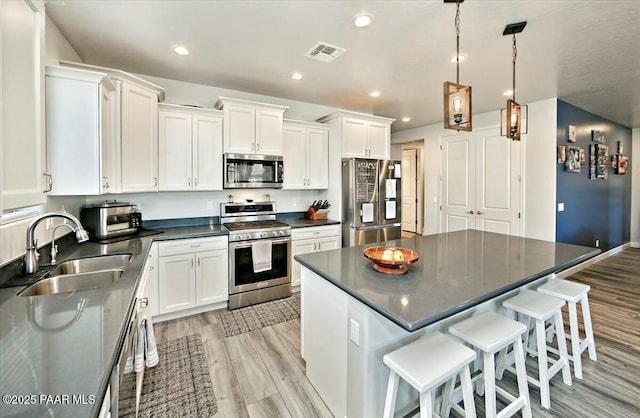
<box><xmin>382</xmin><ymin>331</ymin><xmax>477</xmax><ymax>418</ymax></box>
<box><xmin>502</xmin><ymin>289</ymin><xmax>572</xmax><ymax>409</ymax></box>
<box><xmin>449</xmin><ymin>311</ymin><xmax>532</xmax><ymax>418</ymax></box>
<box><xmin>537</xmin><ymin>278</ymin><xmax>597</xmax><ymax>379</ymax></box>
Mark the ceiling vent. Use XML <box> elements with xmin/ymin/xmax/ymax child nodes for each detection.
<box><xmin>305</xmin><ymin>42</ymin><xmax>346</xmax><ymax>63</ymax></box>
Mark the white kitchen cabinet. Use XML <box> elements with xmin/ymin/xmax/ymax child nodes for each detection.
<box><xmin>46</xmin><ymin>66</ymin><xmax>117</xmax><ymax>195</ymax></box>
<box><xmin>283</xmin><ymin>120</ymin><xmax>329</xmax><ymax>189</ymax></box>
<box><xmin>60</xmin><ymin>61</ymin><xmax>165</xmax><ymax>193</ymax></box>
<box><xmin>157</xmin><ymin>236</ymin><xmax>228</xmax><ymax>315</ymax></box>
<box><xmin>215</xmin><ymin>97</ymin><xmax>288</xmax><ymax>155</ymax></box>
<box><xmin>291</xmin><ymin>225</ymin><xmax>341</xmax><ymax>287</ymax></box>
<box><xmin>317</xmin><ymin>111</ymin><xmax>394</xmax><ymax>159</ymax></box>
<box><xmin>158</xmin><ymin>104</ymin><xmax>223</xmax><ymax>191</ymax></box>
<box><xmin>1</xmin><ymin>0</ymin><xmax>46</xmax><ymax>210</ymax></box>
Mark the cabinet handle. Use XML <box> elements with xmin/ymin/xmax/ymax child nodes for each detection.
<box><xmin>188</xmin><ymin>177</ymin><xmax>191</xmax><ymax>186</ymax></box>
<box><xmin>197</xmin><ymin>258</ymin><xmax>200</xmax><ymax>267</ymax></box>
<box><xmin>194</xmin><ymin>177</ymin><xmax>198</xmax><ymax>187</ymax></box>
<box><xmin>103</xmin><ymin>176</ymin><xmax>110</xmax><ymax>189</ymax></box>
<box><xmin>257</xmin><ymin>142</ymin><xmax>260</xmax><ymax>151</ymax></box>
<box><xmin>153</xmin><ymin>177</ymin><xmax>158</xmax><ymax>187</ymax></box>
<box><xmin>43</xmin><ymin>173</ymin><xmax>53</xmax><ymax>193</ymax></box>
<box><xmin>251</xmin><ymin>142</ymin><xmax>255</xmax><ymax>152</ymax></box>
<box><xmin>190</xmin><ymin>244</ymin><xmax>201</xmax><ymax>248</ymax></box>
<box><xmin>149</xmin><ymin>266</ymin><xmax>154</xmax><ymax>270</ymax></box>
<box><xmin>191</xmin><ymin>259</ymin><xmax>194</xmax><ymax>268</ymax></box>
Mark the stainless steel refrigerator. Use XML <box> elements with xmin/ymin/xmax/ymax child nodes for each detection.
<box><xmin>342</xmin><ymin>158</ymin><xmax>402</xmax><ymax>247</ymax></box>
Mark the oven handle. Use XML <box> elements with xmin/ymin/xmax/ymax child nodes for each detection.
<box><xmin>230</xmin><ymin>237</ymin><xmax>290</xmax><ymax>249</ymax></box>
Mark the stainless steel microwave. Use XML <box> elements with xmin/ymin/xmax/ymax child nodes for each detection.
<box><xmin>224</xmin><ymin>153</ymin><xmax>284</xmax><ymax>189</ymax></box>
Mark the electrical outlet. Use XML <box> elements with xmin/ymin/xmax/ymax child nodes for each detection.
<box><xmin>350</xmin><ymin>319</ymin><xmax>360</xmax><ymax>346</ymax></box>
<box><xmin>595</xmin><ymin>239</ymin><xmax>600</xmax><ymax>247</ymax></box>
<box><xmin>291</xmin><ymin>199</ymin><xmax>297</xmax><ymax>207</ymax></box>
<box><xmin>206</xmin><ymin>201</ymin><xmax>213</xmax><ymax>210</ymax></box>
<box><xmin>558</xmin><ymin>202</ymin><xmax>565</xmax><ymax>212</ymax></box>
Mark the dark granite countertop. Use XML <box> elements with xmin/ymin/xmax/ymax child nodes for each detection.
<box><xmin>281</xmin><ymin>217</ymin><xmax>340</xmax><ymax>228</ymax></box>
<box><xmin>295</xmin><ymin>229</ymin><xmax>600</xmax><ymax>332</ymax></box>
<box><xmin>0</xmin><ymin>225</ymin><xmax>227</xmax><ymax>418</ymax></box>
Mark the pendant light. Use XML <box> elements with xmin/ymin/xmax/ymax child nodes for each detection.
<box><xmin>443</xmin><ymin>0</ymin><xmax>472</xmax><ymax>131</ymax></box>
<box><xmin>501</xmin><ymin>21</ymin><xmax>528</xmax><ymax>140</ymax></box>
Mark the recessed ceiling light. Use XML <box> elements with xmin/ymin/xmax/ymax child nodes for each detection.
<box><xmin>450</xmin><ymin>55</ymin><xmax>465</xmax><ymax>63</ymax></box>
<box><xmin>354</xmin><ymin>14</ymin><xmax>373</xmax><ymax>28</ymax></box>
<box><xmin>402</xmin><ymin>117</ymin><xmax>411</xmax><ymax>122</ymax></box>
<box><xmin>503</xmin><ymin>90</ymin><xmax>514</xmax><ymax>97</ymax></box>
<box><xmin>291</xmin><ymin>72</ymin><xmax>303</xmax><ymax>80</ymax></box>
<box><xmin>174</xmin><ymin>46</ymin><xmax>190</xmax><ymax>56</ymax></box>
<box><xmin>369</xmin><ymin>90</ymin><xmax>381</xmax><ymax>98</ymax></box>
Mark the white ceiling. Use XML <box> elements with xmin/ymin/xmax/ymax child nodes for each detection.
<box><xmin>46</xmin><ymin>0</ymin><xmax>640</xmax><ymax>132</ymax></box>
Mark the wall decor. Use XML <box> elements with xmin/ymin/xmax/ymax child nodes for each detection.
<box><xmin>616</xmin><ymin>155</ymin><xmax>628</xmax><ymax>174</ymax></box>
<box><xmin>596</xmin><ymin>143</ymin><xmax>608</xmax><ymax>179</ymax></box>
<box><xmin>568</xmin><ymin>125</ymin><xmax>576</xmax><ymax>142</ymax></box>
<box><xmin>565</xmin><ymin>147</ymin><xmax>581</xmax><ymax>172</ymax></box>
<box><xmin>579</xmin><ymin>148</ymin><xmax>586</xmax><ymax>165</ymax></box>
<box><xmin>589</xmin><ymin>144</ymin><xmax>596</xmax><ymax>179</ymax></box>
<box><xmin>557</xmin><ymin>145</ymin><xmax>566</xmax><ymax>163</ymax></box>
<box><xmin>617</xmin><ymin>140</ymin><xmax>623</xmax><ymax>154</ymax></box>
<box><xmin>611</xmin><ymin>155</ymin><xmax>617</xmax><ymax>169</ymax></box>
<box><xmin>591</xmin><ymin>130</ymin><xmax>606</xmax><ymax>143</ymax></box>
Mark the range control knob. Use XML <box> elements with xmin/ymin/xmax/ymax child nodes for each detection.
<box><xmin>260</xmin><ymin>232</ymin><xmax>266</xmax><ymax>238</ymax></box>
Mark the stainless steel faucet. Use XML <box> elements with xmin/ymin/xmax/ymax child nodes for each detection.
<box><xmin>24</xmin><ymin>212</ymin><xmax>90</xmax><ymax>274</ymax></box>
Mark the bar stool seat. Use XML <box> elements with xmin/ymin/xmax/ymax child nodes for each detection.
<box><xmin>449</xmin><ymin>311</ymin><xmax>532</xmax><ymax>418</ymax></box>
<box><xmin>502</xmin><ymin>289</ymin><xmax>572</xmax><ymax>409</ymax></box>
<box><xmin>382</xmin><ymin>331</ymin><xmax>477</xmax><ymax>418</ymax></box>
<box><xmin>537</xmin><ymin>278</ymin><xmax>597</xmax><ymax>379</ymax></box>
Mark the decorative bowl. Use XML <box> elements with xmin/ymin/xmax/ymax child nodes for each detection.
<box><xmin>363</xmin><ymin>246</ymin><xmax>419</xmax><ymax>275</ymax></box>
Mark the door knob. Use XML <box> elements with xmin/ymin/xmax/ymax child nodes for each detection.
<box><xmin>477</xmin><ymin>211</ymin><xmax>484</xmax><ymax>215</ymax></box>
<box><xmin>465</xmin><ymin>210</ymin><xmax>474</xmax><ymax>214</ymax></box>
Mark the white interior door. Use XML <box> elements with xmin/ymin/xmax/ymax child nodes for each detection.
<box><xmin>402</xmin><ymin>149</ymin><xmax>417</xmax><ymax>232</ymax></box>
<box><xmin>441</xmin><ymin>132</ymin><xmax>476</xmax><ymax>232</ymax></box>
<box><xmin>475</xmin><ymin>129</ymin><xmax>522</xmax><ymax>235</ymax></box>
<box><xmin>440</xmin><ymin>128</ymin><xmax>522</xmax><ymax>235</ymax></box>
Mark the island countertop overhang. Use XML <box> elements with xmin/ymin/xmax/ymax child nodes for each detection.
<box><xmin>294</xmin><ymin>230</ymin><xmax>601</xmax><ymax>332</ymax></box>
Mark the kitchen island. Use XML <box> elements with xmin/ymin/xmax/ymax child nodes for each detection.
<box><xmin>294</xmin><ymin>230</ymin><xmax>600</xmax><ymax>418</ymax></box>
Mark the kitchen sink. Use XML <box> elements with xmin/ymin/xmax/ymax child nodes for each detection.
<box><xmin>48</xmin><ymin>254</ymin><xmax>132</xmax><ymax>277</ymax></box>
<box><xmin>18</xmin><ymin>269</ymin><xmax>125</xmax><ymax>297</ymax></box>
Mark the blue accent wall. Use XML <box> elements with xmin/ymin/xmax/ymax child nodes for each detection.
<box><xmin>556</xmin><ymin>100</ymin><xmax>632</xmax><ymax>251</ymax></box>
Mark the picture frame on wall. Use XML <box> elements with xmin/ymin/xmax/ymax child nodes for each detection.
<box><xmin>589</xmin><ymin>144</ymin><xmax>597</xmax><ymax>179</ymax></box>
<box><xmin>565</xmin><ymin>147</ymin><xmax>581</xmax><ymax>173</ymax></box>
<box><xmin>616</xmin><ymin>155</ymin><xmax>628</xmax><ymax>174</ymax></box>
<box><xmin>579</xmin><ymin>148</ymin><xmax>586</xmax><ymax>165</ymax></box>
<box><xmin>568</xmin><ymin>125</ymin><xmax>576</xmax><ymax>143</ymax></box>
<box><xmin>611</xmin><ymin>155</ymin><xmax>617</xmax><ymax>169</ymax></box>
<box><xmin>596</xmin><ymin>143</ymin><xmax>608</xmax><ymax>179</ymax></box>
<box><xmin>591</xmin><ymin>130</ymin><xmax>606</xmax><ymax>143</ymax></box>
<box><xmin>557</xmin><ymin>145</ymin><xmax>566</xmax><ymax>163</ymax></box>
<box><xmin>618</xmin><ymin>141</ymin><xmax>624</xmax><ymax>154</ymax></box>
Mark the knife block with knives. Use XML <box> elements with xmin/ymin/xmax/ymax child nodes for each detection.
<box><xmin>305</xmin><ymin>200</ymin><xmax>330</xmax><ymax>219</ymax></box>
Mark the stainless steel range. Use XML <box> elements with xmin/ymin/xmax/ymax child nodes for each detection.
<box><xmin>221</xmin><ymin>202</ymin><xmax>291</xmax><ymax>309</ymax></box>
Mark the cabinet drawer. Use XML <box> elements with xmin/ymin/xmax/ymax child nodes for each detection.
<box><xmin>159</xmin><ymin>236</ymin><xmax>227</xmax><ymax>256</ymax></box>
<box><xmin>292</xmin><ymin>225</ymin><xmax>340</xmax><ymax>240</ymax></box>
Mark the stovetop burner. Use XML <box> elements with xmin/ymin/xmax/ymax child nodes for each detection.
<box><xmin>223</xmin><ymin>220</ymin><xmax>289</xmax><ymax>231</ymax></box>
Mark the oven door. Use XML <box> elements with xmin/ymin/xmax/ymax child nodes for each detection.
<box><xmin>228</xmin><ymin>237</ymin><xmax>290</xmax><ymax>294</ymax></box>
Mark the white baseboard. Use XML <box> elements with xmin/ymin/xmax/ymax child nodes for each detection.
<box><xmin>631</xmin><ymin>241</ymin><xmax>640</xmax><ymax>248</ymax></box>
<box><xmin>153</xmin><ymin>300</ymin><xmax>228</xmax><ymax>323</ymax></box>
<box><xmin>556</xmin><ymin>242</ymin><xmax>630</xmax><ymax>279</ymax></box>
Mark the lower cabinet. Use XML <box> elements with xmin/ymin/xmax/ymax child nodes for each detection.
<box><xmin>157</xmin><ymin>236</ymin><xmax>228</xmax><ymax>315</ymax></box>
<box><xmin>291</xmin><ymin>225</ymin><xmax>341</xmax><ymax>287</ymax></box>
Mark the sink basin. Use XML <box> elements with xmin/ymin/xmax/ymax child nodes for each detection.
<box><xmin>48</xmin><ymin>254</ymin><xmax>132</xmax><ymax>277</ymax></box>
<box><xmin>19</xmin><ymin>269</ymin><xmax>125</xmax><ymax>297</ymax></box>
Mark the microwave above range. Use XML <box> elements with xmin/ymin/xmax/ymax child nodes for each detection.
<box><xmin>224</xmin><ymin>153</ymin><xmax>283</xmax><ymax>189</ymax></box>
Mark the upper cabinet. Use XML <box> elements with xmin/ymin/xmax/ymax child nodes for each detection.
<box><xmin>215</xmin><ymin>97</ymin><xmax>288</xmax><ymax>156</ymax></box>
<box><xmin>60</xmin><ymin>61</ymin><xmax>165</xmax><ymax>193</ymax></box>
<box><xmin>317</xmin><ymin>111</ymin><xmax>394</xmax><ymax>160</ymax></box>
<box><xmin>158</xmin><ymin>104</ymin><xmax>223</xmax><ymax>191</ymax></box>
<box><xmin>1</xmin><ymin>0</ymin><xmax>46</xmax><ymax>210</ymax></box>
<box><xmin>283</xmin><ymin>120</ymin><xmax>329</xmax><ymax>190</ymax></box>
<box><xmin>46</xmin><ymin>66</ymin><xmax>116</xmax><ymax>195</ymax></box>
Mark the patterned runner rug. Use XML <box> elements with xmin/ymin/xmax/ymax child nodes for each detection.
<box><xmin>119</xmin><ymin>334</ymin><xmax>217</xmax><ymax>418</ymax></box>
<box><xmin>218</xmin><ymin>292</ymin><xmax>300</xmax><ymax>337</ymax></box>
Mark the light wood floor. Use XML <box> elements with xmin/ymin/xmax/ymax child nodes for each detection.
<box><xmin>154</xmin><ymin>247</ymin><xmax>640</xmax><ymax>418</ymax></box>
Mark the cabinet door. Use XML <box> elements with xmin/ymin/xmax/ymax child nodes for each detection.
<box><xmin>193</xmin><ymin>114</ymin><xmax>223</xmax><ymax>190</ymax></box>
<box><xmin>341</xmin><ymin>118</ymin><xmax>367</xmax><ymax>158</ymax></box>
<box><xmin>306</xmin><ymin>128</ymin><xmax>329</xmax><ymax>189</ymax></box>
<box><xmin>367</xmin><ymin>121</ymin><xmax>390</xmax><ymax>159</ymax></box>
<box><xmin>256</xmin><ymin>108</ymin><xmax>284</xmax><ymax>155</ymax></box>
<box><xmin>158</xmin><ymin>111</ymin><xmax>192</xmax><ymax>191</ymax></box>
<box><xmin>283</xmin><ymin>125</ymin><xmax>307</xmax><ymax>189</ymax></box>
<box><xmin>158</xmin><ymin>254</ymin><xmax>196</xmax><ymax>314</ymax></box>
<box><xmin>1</xmin><ymin>0</ymin><xmax>45</xmax><ymax>210</ymax></box>
<box><xmin>317</xmin><ymin>235</ymin><xmax>341</xmax><ymax>252</ymax></box>
<box><xmin>121</xmin><ymin>82</ymin><xmax>158</xmax><ymax>192</ymax></box>
<box><xmin>223</xmin><ymin>105</ymin><xmax>255</xmax><ymax>153</ymax></box>
<box><xmin>291</xmin><ymin>238</ymin><xmax>316</xmax><ymax>287</ymax></box>
<box><xmin>196</xmin><ymin>249</ymin><xmax>228</xmax><ymax>305</ymax></box>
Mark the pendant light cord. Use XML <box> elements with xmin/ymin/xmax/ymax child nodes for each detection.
<box><xmin>512</xmin><ymin>33</ymin><xmax>517</xmax><ymax>102</ymax></box>
<box><xmin>455</xmin><ymin>1</ymin><xmax>461</xmax><ymax>84</ymax></box>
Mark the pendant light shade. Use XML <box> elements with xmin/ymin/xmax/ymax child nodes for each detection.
<box><xmin>444</xmin><ymin>81</ymin><xmax>472</xmax><ymax>130</ymax></box>
<box><xmin>444</xmin><ymin>0</ymin><xmax>472</xmax><ymax>131</ymax></box>
<box><xmin>501</xmin><ymin>21</ymin><xmax>528</xmax><ymax>140</ymax></box>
